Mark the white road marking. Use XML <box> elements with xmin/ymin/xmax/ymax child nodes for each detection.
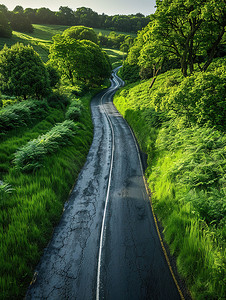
<box><xmin>96</xmin><ymin>73</ymin><xmax>120</xmax><ymax>300</ymax></box>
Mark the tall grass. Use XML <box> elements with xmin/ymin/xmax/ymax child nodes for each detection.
<box><xmin>114</xmin><ymin>61</ymin><xmax>226</xmax><ymax>299</ymax></box>
<box><xmin>14</xmin><ymin>120</ymin><xmax>78</xmax><ymax>172</ymax></box>
<box><xmin>0</xmin><ymin>100</ymin><xmax>49</xmax><ymax>135</ymax></box>
<box><xmin>0</xmin><ymin>85</ymin><xmax>104</xmax><ymax>299</ymax></box>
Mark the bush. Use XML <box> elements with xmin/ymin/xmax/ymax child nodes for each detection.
<box><xmin>65</xmin><ymin>98</ymin><xmax>83</xmax><ymax>121</ymax></box>
<box><xmin>63</xmin><ymin>26</ymin><xmax>98</xmax><ymax>44</ymax></box>
<box><xmin>46</xmin><ymin>63</ymin><xmax>60</xmax><ymax>88</ymax></box>
<box><xmin>47</xmin><ymin>91</ymin><xmax>70</xmax><ymax>109</ymax></box>
<box><xmin>0</xmin><ymin>43</ymin><xmax>51</xmax><ymax>99</ymax></box>
<box><xmin>14</xmin><ymin>120</ymin><xmax>77</xmax><ymax>172</ymax></box>
<box><xmin>120</xmin><ymin>62</ymin><xmax>140</xmax><ymax>83</ymax></box>
<box><xmin>154</xmin><ymin>69</ymin><xmax>226</xmax><ymax>130</ymax></box>
<box><xmin>0</xmin><ymin>100</ymin><xmax>49</xmax><ymax>134</ymax></box>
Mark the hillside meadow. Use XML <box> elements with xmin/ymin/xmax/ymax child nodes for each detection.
<box><xmin>0</xmin><ymin>24</ymin><xmax>128</xmax><ymax>63</ymax></box>
<box><xmin>114</xmin><ymin>58</ymin><xmax>226</xmax><ymax>300</ymax></box>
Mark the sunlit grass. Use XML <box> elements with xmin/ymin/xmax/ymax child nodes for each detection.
<box><xmin>0</xmin><ymin>88</ymin><xmax>99</xmax><ymax>299</ymax></box>
<box><xmin>0</xmin><ymin>24</ymin><xmax>132</xmax><ymax>63</ymax></box>
<box><xmin>104</xmin><ymin>48</ymin><xmax>126</xmax><ymax>68</ymax></box>
<box><xmin>114</xmin><ymin>60</ymin><xmax>226</xmax><ymax>300</ymax></box>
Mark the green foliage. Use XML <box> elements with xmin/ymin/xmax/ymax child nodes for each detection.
<box><xmin>0</xmin><ymin>87</ymin><xmax>95</xmax><ymax>299</ymax></box>
<box><xmin>0</xmin><ymin>11</ymin><xmax>12</xmax><ymax>38</ymax></box>
<box><xmin>124</xmin><ymin>0</ymin><xmax>226</xmax><ymax>80</ymax></box>
<box><xmin>46</xmin><ymin>91</ymin><xmax>69</xmax><ymax>109</ymax></box>
<box><xmin>65</xmin><ymin>98</ymin><xmax>83</xmax><ymax>121</ymax></box>
<box><xmin>45</xmin><ymin>62</ymin><xmax>60</xmax><ymax>87</ymax></box>
<box><xmin>154</xmin><ymin>67</ymin><xmax>226</xmax><ymax>130</ymax></box>
<box><xmin>98</xmin><ymin>31</ymin><xmax>135</xmax><ymax>51</ymax></box>
<box><xmin>0</xmin><ymin>43</ymin><xmax>50</xmax><ymax>99</ymax></box>
<box><xmin>0</xmin><ymin>100</ymin><xmax>49</xmax><ymax>135</ymax></box>
<box><xmin>9</xmin><ymin>12</ymin><xmax>33</xmax><ymax>33</ymax></box>
<box><xmin>14</xmin><ymin>120</ymin><xmax>77</xmax><ymax>172</ymax></box>
<box><xmin>0</xmin><ymin>180</ymin><xmax>12</xmax><ymax>200</ymax></box>
<box><xmin>49</xmin><ymin>34</ymin><xmax>111</xmax><ymax>87</ymax></box>
<box><xmin>114</xmin><ymin>62</ymin><xmax>226</xmax><ymax>300</ymax></box>
<box><xmin>120</xmin><ymin>62</ymin><xmax>140</xmax><ymax>83</ymax></box>
<box><xmin>104</xmin><ymin>48</ymin><xmax>126</xmax><ymax>69</ymax></box>
<box><xmin>63</xmin><ymin>25</ymin><xmax>98</xmax><ymax>44</ymax></box>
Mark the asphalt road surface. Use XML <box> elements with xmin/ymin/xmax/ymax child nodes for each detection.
<box><xmin>26</xmin><ymin>68</ymin><xmax>182</xmax><ymax>300</ymax></box>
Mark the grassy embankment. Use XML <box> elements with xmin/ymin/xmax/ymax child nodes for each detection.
<box><xmin>0</xmin><ymin>91</ymin><xmax>97</xmax><ymax>300</ymax></box>
<box><xmin>0</xmin><ymin>24</ymin><xmax>125</xmax><ymax>299</ymax></box>
<box><xmin>114</xmin><ymin>59</ymin><xmax>225</xmax><ymax>300</ymax></box>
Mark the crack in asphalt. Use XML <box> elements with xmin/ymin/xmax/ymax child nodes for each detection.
<box><xmin>26</xmin><ymin>69</ymin><xmax>183</xmax><ymax>300</ymax></box>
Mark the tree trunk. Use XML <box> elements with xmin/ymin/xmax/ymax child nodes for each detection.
<box><xmin>202</xmin><ymin>25</ymin><xmax>225</xmax><ymax>72</ymax></box>
<box><xmin>149</xmin><ymin>66</ymin><xmax>161</xmax><ymax>89</ymax></box>
<box><xmin>181</xmin><ymin>56</ymin><xmax>188</xmax><ymax>77</ymax></box>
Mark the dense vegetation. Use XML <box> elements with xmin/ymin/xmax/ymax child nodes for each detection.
<box><xmin>0</xmin><ymin>91</ymin><xmax>97</xmax><ymax>299</ymax></box>
<box><xmin>121</xmin><ymin>0</ymin><xmax>226</xmax><ymax>82</ymax></box>
<box><xmin>115</xmin><ymin>57</ymin><xmax>226</xmax><ymax>300</ymax></box>
<box><xmin>0</xmin><ymin>43</ymin><xmax>51</xmax><ymax>99</ymax></box>
<box><xmin>0</xmin><ymin>20</ymin><xmax>121</xmax><ymax>298</ymax></box>
<box><xmin>0</xmin><ymin>4</ymin><xmax>149</xmax><ymax>35</ymax></box>
<box><xmin>114</xmin><ymin>1</ymin><xmax>225</xmax><ymax>299</ymax></box>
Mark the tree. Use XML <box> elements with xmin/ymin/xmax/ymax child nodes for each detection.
<box><xmin>56</xmin><ymin>6</ymin><xmax>76</xmax><ymax>25</ymax></box>
<box><xmin>0</xmin><ymin>11</ymin><xmax>12</xmax><ymax>38</ymax></box>
<box><xmin>24</xmin><ymin>8</ymin><xmax>37</xmax><ymax>23</ymax></box>
<box><xmin>35</xmin><ymin>7</ymin><xmax>57</xmax><ymax>24</ymax></box>
<box><xmin>49</xmin><ymin>34</ymin><xmax>111</xmax><ymax>87</ymax></box>
<box><xmin>13</xmin><ymin>5</ymin><xmax>24</xmax><ymax>13</ymax></box>
<box><xmin>0</xmin><ymin>43</ymin><xmax>50</xmax><ymax>99</ymax></box>
<box><xmin>63</xmin><ymin>26</ymin><xmax>98</xmax><ymax>44</ymax></box>
<box><xmin>148</xmin><ymin>0</ymin><xmax>226</xmax><ymax>77</ymax></box>
<box><xmin>74</xmin><ymin>7</ymin><xmax>100</xmax><ymax>28</ymax></box>
<box><xmin>9</xmin><ymin>12</ymin><xmax>33</xmax><ymax>33</ymax></box>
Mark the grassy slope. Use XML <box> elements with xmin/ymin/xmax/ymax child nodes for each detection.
<box><xmin>0</xmin><ymin>24</ymin><xmax>129</xmax><ymax>62</ymax></box>
<box><xmin>0</xmin><ymin>92</ymin><xmax>93</xmax><ymax>299</ymax></box>
<box><xmin>114</xmin><ymin>66</ymin><xmax>225</xmax><ymax>300</ymax></box>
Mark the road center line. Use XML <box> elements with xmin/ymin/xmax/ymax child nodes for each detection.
<box><xmin>96</xmin><ymin>75</ymin><xmax>119</xmax><ymax>300</ymax></box>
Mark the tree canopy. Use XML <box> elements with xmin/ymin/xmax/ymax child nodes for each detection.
<box><xmin>63</xmin><ymin>26</ymin><xmax>98</xmax><ymax>44</ymax></box>
<box><xmin>49</xmin><ymin>34</ymin><xmax>111</xmax><ymax>87</ymax></box>
<box><xmin>124</xmin><ymin>0</ymin><xmax>226</xmax><ymax>80</ymax></box>
<box><xmin>1</xmin><ymin>4</ymin><xmax>149</xmax><ymax>33</ymax></box>
<box><xmin>0</xmin><ymin>43</ymin><xmax>50</xmax><ymax>99</ymax></box>
<box><xmin>0</xmin><ymin>10</ymin><xmax>12</xmax><ymax>37</ymax></box>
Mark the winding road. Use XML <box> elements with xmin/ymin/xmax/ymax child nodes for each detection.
<box><xmin>26</xmin><ymin>68</ymin><xmax>183</xmax><ymax>300</ymax></box>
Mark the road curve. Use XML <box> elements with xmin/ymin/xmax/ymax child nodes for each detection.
<box><xmin>26</xmin><ymin>68</ymin><xmax>182</xmax><ymax>300</ymax></box>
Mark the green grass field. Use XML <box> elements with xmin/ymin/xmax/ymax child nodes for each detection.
<box><xmin>0</xmin><ymin>24</ymin><xmax>128</xmax><ymax>63</ymax></box>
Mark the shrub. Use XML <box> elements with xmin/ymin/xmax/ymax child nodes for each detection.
<box><xmin>65</xmin><ymin>98</ymin><xmax>83</xmax><ymax>121</ymax></box>
<box><xmin>0</xmin><ymin>100</ymin><xmax>49</xmax><ymax>134</ymax></box>
<box><xmin>14</xmin><ymin>120</ymin><xmax>77</xmax><ymax>172</ymax></box>
<box><xmin>47</xmin><ymin>91</ymin><xmax>70</xmax><ymax>109</ymax></box>
<box><xmin>0</xmin><ymin>43</ymin><xmax>51</xmax><ymax>99</ymax></box>
<box><xmin>46</xmin><ymin>62</ymin><xmax>60</xmax><ymax>88</ymax></box>
<box><xmin>158</xmin><ymin>70</ymin><xmax>226</xmax><ymax>130</ymax></box>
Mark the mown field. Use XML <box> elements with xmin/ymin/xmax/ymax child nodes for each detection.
<box><xmin>115</xmin><ymin>59</ymin><xmax>226</xmax><ymax>300</ymax></box>
<box><xmin>0</xmin><ymin>24</ymin><xmax>128</xmax><ymax>63</ymax></box>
